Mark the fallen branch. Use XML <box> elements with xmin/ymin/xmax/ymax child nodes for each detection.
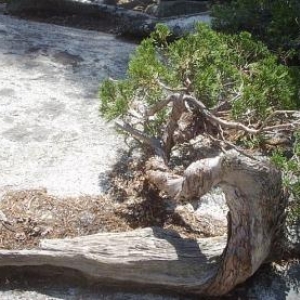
<box><xmin>0</xmin><ymin>151</ymin><xmax>286</xmax><ymax>297</ymax></box>
<box><xmin>0</xmin><ymin>228</ymin><xmax>226</xmax><ymax>294</ymax></box>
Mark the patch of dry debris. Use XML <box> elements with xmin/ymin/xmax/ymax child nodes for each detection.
<box><xmin>0</xmin><ymin>189</ymin><xmax>130</xmax><ymax>250</ymax></box>
<box><xmin>0</xmin><ymin>183</ymin><xmax>219</xmax><ymax>250</ymax></box>
<box><xmin>0</xmin><ymin>149</ymin><xmax>227</xmax><ymax>250</ymax></box>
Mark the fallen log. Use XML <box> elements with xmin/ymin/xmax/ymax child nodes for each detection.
<box><xmin>0</xmin><ymin>151</ymin><xmax>288</xmax><ymax>296</ymax></box>
<box><xmin>0</xmin><ymin>228</ymin><xmax>226</xmax><ymax>293</ymax></box>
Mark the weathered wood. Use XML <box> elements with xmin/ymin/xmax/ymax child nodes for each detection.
<box><xmin>0</xmin><ymin>151</ymin><xmax>288</xmax><ymax>296</ymax></box>
<box><xmin>0</xmin><ymin>228</ymin><xmax>226</xmax><ymax>293</ymax></box>
<box><xmin>146</xmin><ymin>151</ymin><xmax>288</xmax><ymax>295</ymax></box>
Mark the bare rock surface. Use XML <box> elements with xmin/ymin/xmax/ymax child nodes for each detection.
<box><xmin>0</xmin><ymin>12</ymin><xmax>135</xmax><ymax>196</ymax></box>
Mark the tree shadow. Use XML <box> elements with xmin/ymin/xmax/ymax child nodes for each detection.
<box><xmin>96</xmin><ymin>145</ymin><xmax>230</xmax><ymax>294</ymax></box>
<box><xmin>98</xmin><ymin>146</ymin><xmax>225</xmax><ymax>238</ymax></box>
<box><xmin>0</xmin><ymin>265</ymin><xmax>212</xmax><ymax>300</ymax></box>
<box><xmin>1</xmin><ymin>261</ymin><xmax>299</xmax><ymax>299</ymax></box>
<box><xmin>97</xmin><ymin>143</ymin><xmax>300</xmax><ymax>299</ymax></box>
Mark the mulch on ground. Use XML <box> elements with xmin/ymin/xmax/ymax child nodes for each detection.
<box><xmin>0</xmin><ymin>189</ymin><xmax>130</xmax><ymax>249</ymax></box>
<box><xmin>0</xmin><ymin>186</ymin><xmax>210</xmax><ymax>250</ymax></box>
<box><xmin>0</xmin><ymin>146</ymin><xmax>228</xmax><ymax>250</ymax></box>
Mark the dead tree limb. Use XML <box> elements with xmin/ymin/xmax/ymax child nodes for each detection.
<box><xmin>146</xmin><ymin>151</ymin><xmax>288</xmax><ymax>295</ymax></box>
<box><xmin>0</xmin><ymin>151</ymin><xmax>288</xmax><ymax>296</ymax></box>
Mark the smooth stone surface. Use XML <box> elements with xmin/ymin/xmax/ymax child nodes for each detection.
<box><xmin>0</xmin><ymin>12</ymin><xmax>135</xmax><ymax>196</ymax></box>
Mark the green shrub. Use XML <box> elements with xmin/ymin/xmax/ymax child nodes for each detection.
<box><xmin>211</xmin><ymin>0</ymin><xmax>300</xmax><ymax>63</ymax></box>
<box><xmin>271</xmin><ymin>131</ymin><xmax>300</xmax><ymax>221</ymax></box>
<box><xmin>100</xmin><ymin>24</ymin><xmax>298</xmax><ymax>135</ymax></box>
<box><xmin>100</xmin><ymin>23</ymin><xmax>300</xmax><ymax>220</ymax></box>
<box><xmin>211</xmin><ymin>1</ymin><xmax>300</xmax><ymax>217</ymax></box>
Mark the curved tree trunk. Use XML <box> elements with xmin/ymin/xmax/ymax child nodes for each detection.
<box><xmin>0</xmin><ymin>151</ymin><xmax>288</xmax><ymax>296</ymax></box>
<box><xmin>146</xmin><ymin>150</ymin><xmax>288</xmax><ymax>295</ymax></box>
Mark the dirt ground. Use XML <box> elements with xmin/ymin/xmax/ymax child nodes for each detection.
<box><xmin>0</xmin><ymin>180</ymin><xmax>221</xmax><ymax>250</ymax></box>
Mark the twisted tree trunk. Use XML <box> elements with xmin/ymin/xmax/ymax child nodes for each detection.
<box><xmin>146</xmin><ymin>150</ymin><xmax>287</xmax><ymax>294</ymax></box>
<box><xmin>0</xmin><ymin>151</ymin><xmax>288</xmax><ymax>296</ymax></box>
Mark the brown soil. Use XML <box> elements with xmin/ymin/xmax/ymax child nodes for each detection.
<box><xmin>0</xmin><ymin>152</ymin><xmax>222</xmax><ymax>250</ymax></box>
<box><xmin>0</xmin><ymin>187</ymin><xmax>208</xmax><ymax>250</ymax></box>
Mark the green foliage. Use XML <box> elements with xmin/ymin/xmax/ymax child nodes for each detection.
<box><xmin>99</xmin><ymin>79</ymin><xmax>133</xmax><ymax>120</ymax></box>
<box><xmin>99</xmin><ymin>23</ymin><xmax>300</xmax><ymax>221</ymax></box>
<box><xmin>271</xmin><ymin>132</ymin><xmax>300</xmax><ymax>221</ymax></box>
<box><xmin>212</xmin><ymin>1</ymin><xmax>300</xmax><ymax>220</ymax></box>
<box><xmin>100</xmin><ymin>24</ymin><xmax>298</xmax><ymax>131</ymax></box>
<box><xmin>211</xmin><ymin>0</ymin><xmax>300</xmax><ymax>63</ymax></box>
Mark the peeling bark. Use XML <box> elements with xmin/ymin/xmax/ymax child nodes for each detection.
<box><xmin>0</xmin><ymin>151</ymin><xmax>288</xmax><ymax>296</ymax></box>
<box><xmin>147</xmin><ymin>151</ymin><xmax>288</xmax><ymax>295</ymax></box>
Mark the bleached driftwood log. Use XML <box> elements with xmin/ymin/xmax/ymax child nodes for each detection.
<box><xmin>0</xmin><ymin>151</ymin><xmax>288</xmax><ymax>296</ymax></box>
<box><xmin>0</xmin><ymin>228</ymin><xmax>226</xmax><ymax>292</ymax></box>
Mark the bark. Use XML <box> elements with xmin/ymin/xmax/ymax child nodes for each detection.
<box><xmin>146</xmin><ymin>151</ymin><xmax>288</xmax><ymax>295</ymax></box>
<box><xmin>0</xmin><ymin>228</ymin><xmax>226</xmax><ymax>293</ymax></box>
<box><xmin>162</xmin><ymin>94</ymin><xmax>187</xmax><ymax>158</ymax></box>
<box><xmin>0</xmin><ymin>151</ymin><xmax>288</xmax><ymax>296</ymax></box>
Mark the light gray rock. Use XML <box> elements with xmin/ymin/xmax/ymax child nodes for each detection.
<box><xmin>0</xmin><ymin>12</ymin><xmax>136</xmax><ymax>197</ymax></box>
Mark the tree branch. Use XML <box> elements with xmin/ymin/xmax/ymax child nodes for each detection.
<box><xmin>156</xmin><ymin>79</ymin><xmax>188</xmax><ymax>93</ymax></box>
<box><xmin>115</xmin><ymin>120</ymin><xmax>168</xmax><ymax>162</ymax></box>
<box><xmin>183</xmin><ymin>95</ymin><xmax>300</xmax><ymax>135</ymax></box>
<box><xmin>145</xmin><ymin>95</ymin><xmax>174</xmax><ymax>116</ymax></box>
<box><xmin>183</xmin><ymin>95</ymin><xmax>260</xmax><ymax>134</ymax></box>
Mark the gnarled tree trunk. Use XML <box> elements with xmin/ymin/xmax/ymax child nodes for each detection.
<box><xmin>0</xmin><ymin>151</ymin><xmax>288</xmax><ymax>296</ymax></box>
<box><xmin>146</xmin><ymin>150</ymin><xmax>287</xmax><ymax>295</ymax></box>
